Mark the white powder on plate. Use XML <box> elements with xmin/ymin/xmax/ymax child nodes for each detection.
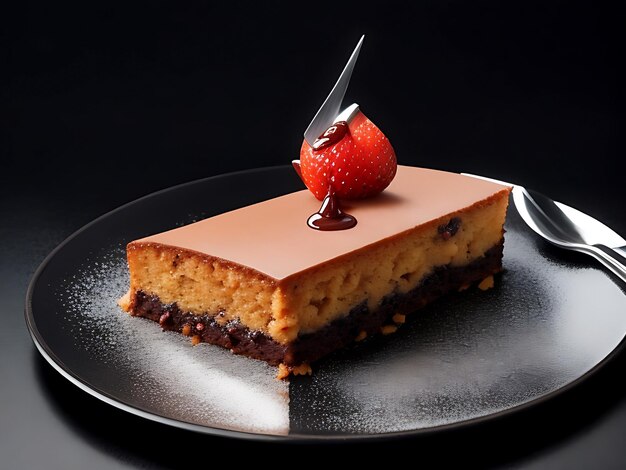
<box><xmin>289</xmin><ymin>227</ymin><xmax>626</xmax><ymax>434</ymax></box>
<box><xmin>58</xmin><ymin>247</ymin><xmax>289</xmax><ymax>435</ymax></box>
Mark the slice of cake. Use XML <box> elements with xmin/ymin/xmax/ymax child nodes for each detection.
<box><xmin>119</xmin><ymin>165</ymin><xmax>510</xmax><ymax>377</ymax></box>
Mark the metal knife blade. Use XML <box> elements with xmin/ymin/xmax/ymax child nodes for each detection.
<box><xmin>303</xmin><ymin>35</ymin><xmax>364</xmax><ymax>146</ymax></box>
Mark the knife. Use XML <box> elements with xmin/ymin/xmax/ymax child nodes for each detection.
<box><xmin>462</xmin><ymin>173</ymin><xmax>626</xmax><ymax>283</ymax></box>
<box><xmin>303</xmin><ymin>35</ymin><xmax>364</xmax><ymax>146</ymax></box>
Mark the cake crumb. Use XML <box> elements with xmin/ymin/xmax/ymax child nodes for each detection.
<box><xmin>117</xmin><ymin>290</ymin><xmax>132</xmax><ymax>311</ymax></box>
<box><xmin>276</xmin><ymin>364</ymin><xmax>290</xmax><ymax>380</ymax></box>
<box><xmin>159</xmin><ymin>312</ymin><xmax>171</xmax><ymax>326</ymax></box>
<box><xmin>215</xmin><ymin>312</ymin><xmax>228</xmax><ymax>326</ymax></box>
<box><xmin>458</xmin><ymin>284</ymin><xmax>470</xmax><ymax>292</ymax></box>
<box><xmin>191</xmin><ymin>335</ymin><xmax>201</xmax><ymax>346</ymax></box>
<box><xmin>392</xmin><ymin>313</ymin><xmax>406</xmax><ymax>324</ymax></box>
<box><xmin>381</xmin><ymin>325</ymin><xmax>398</xmax><ymax>335</ymax></box>
<box><xmin>355</xmin><ymin>330</ymin><xmax>367</xmax><ymax>342</ymax></box>
<box><xmin>182</xmin><ymin>324</ymin><xmax>192</xmax><ymax>336</ymax></box>
<box><xmin>292</xmin><ymin>363</ymin><xmax>312</xmax><ymax>376</ymax></box>
<box><xmin>276</xmin><ymin>363</ymin><xmax>313</xmax><ymax>380</ymax></box>
<box><xmin>478</xmin><ymin>275</ymin><xmax>495</xmax><ymax>291</ymax></box>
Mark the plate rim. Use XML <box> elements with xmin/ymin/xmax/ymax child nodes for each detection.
<box><xmin>24</xmin><ymin>165</ymin><xmax>626</xmax><ymax>442</ymax></box>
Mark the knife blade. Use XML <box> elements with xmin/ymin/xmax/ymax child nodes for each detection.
<box><xmin>303</xmin><ymin>35</ymin><xmax>364</xmax><ymax>146</ymax></box>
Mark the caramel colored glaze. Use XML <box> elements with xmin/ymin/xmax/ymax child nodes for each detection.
<box><xmin>131</xmin><ymin>166</ymin><xmax>511</xmax><ymax>282</ymax></box>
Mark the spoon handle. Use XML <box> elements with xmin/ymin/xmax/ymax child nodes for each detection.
<box><xmin>615</xmin><ymin>246</ymin><xmax>626</xmax><ymax>260</ymax></box>
<box><xmin>588</xmin><ymin>245</ymin><xmax>626</xmax><ymax>284</ymax></box>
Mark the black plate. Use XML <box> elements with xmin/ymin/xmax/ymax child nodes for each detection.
<box><xmin>25</xmin><ymin>166</ymin><xmax>626</xmax><ymax>441</ymax></box>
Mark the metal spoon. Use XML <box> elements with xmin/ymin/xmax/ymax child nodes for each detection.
<box><xmin>463</xmin><ymin>174</ymin><xmax>626</xmax><ymax>284</ymax></box>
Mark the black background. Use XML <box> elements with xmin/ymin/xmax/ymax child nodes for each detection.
<box><xmin>1</xmin><ymin>1</ymin><xmax>625</xmax><ymax>468</ymax></box>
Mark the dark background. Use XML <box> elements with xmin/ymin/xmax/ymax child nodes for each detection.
<box><xmin>1</xmin><ymin>1</ymin><xmax>624</xmax><ymax>468</ymax></box>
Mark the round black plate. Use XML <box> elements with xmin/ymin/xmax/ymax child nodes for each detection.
<box><xmin>25</xmin><ymin>166</ymin><xmax>626</xmax><ymax>441</ymax></box>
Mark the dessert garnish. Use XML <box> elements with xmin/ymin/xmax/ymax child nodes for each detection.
<box><xmin>293</xmin><ymin>36</ymin><xmax>397</xmax><ymax>231</ymax></box>
<box><xmin>299</xmin><ymin>106</ymin><xmax>396</xmax><ymax>201</ymax></box>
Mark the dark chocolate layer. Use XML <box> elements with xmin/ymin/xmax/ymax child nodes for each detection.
<box><xmin>131</xmin><ymin>292</ymin><xmax>288</xmax><ymax>365</ymax></box>
<box><xmin>129</xmin><ymin>240</ymin><xmax>504</xmax><ymax>367</ymax></box>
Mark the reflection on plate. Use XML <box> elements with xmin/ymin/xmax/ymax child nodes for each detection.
<box><xmin>26</xmin><ymin>167</ymin><xmax>626</xmax><ymax>440</ymax></box>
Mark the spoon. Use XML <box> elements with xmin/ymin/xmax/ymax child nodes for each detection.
<box><xmin>463</xmin><ymin>174</ymin><xmax>626</xmax><ymax>284</ymax></box>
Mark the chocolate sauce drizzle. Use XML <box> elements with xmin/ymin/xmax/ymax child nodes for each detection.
<box><xmin>312</xmin><ymin>121</ymin><xmax>349</xmax><ymax>150</ymax></box>
<box><xmin>293</xmin><ymin>119</ymin><xmax>358</xmax><ymax>231</ymax></box>
<box><xmin>307</xmin><ymin>189</ymin><xmax>357</xmax><ymax>231</ymax></box>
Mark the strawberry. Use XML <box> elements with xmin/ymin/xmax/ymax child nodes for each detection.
<box><xmin>299</xmin><ymin>109</ymin><xmax>397</xmax><ymax>200</ymax></box>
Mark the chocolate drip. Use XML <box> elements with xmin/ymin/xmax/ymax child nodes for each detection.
<box><xmin>312</xmin><ymin>121</ymin><xmax>349</xmax><ymax>150</ymax></box>
<box><xmin>307</xmin><ymin>189</ymin><xmax>357</xmax><ymax>231</ymax></box>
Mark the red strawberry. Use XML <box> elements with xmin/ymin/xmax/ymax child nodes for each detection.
<box><xmin>299</xmin><ymin>109</ymin><xmax>397</xmax><ymax>200</ymax></box>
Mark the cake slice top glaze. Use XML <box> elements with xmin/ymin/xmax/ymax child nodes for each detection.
<box><xmin>133</xmin><ymin>166</ymin><xmax>510</xmax><ymax>281</ymax></box>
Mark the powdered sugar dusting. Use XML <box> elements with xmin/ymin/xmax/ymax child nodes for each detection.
<box><xmin>57</xmin><ymin>247</ymin><xmax>289</xmax><ymax>435</ymax></box>
<box><xmin>290</xmin><ymin>225</ymin><xmax>626</xmax><ymax>434</ymax></box>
